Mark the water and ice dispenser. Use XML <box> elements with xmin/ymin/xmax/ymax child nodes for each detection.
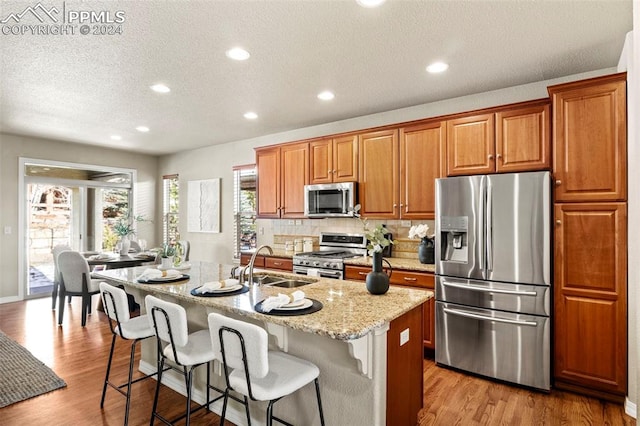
<box><xmin>440</xmin><ymin>216</ymin><xmax>468</xmax><ymax>263</ymax></box>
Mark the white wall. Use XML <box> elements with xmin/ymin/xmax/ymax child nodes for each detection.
<box><xmin>0</xmin><ymin>133</ymin><xmax>158</xmax><ymax>301</ymax></box>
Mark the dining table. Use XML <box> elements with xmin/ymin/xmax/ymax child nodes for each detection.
<box><xmin>84</xmin><ymin>252</ymin><xmax>157</xmax><ymax>270</ymax></box>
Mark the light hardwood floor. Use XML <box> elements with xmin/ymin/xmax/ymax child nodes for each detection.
<box><xmin>0</xmin><ymin>297</ymin><xmax>635</xmax><ymax>425</ymax></box>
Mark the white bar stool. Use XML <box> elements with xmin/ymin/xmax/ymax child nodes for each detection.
<box><xmin>208</xmin><ymin>312</ymin><xmax>325</xmax><ymax>426</ymax></box>
<box><xmin>145</xmin><ymin>295</ymin><xmax>224</xmax><ymax>426</ymax></box>
<box><xmin>99</xmin><ymin>282</ymin><xmax>164</xmax><ymax>426</ymax></box>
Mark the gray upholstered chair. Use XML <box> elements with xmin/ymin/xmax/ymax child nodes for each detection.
<box><xmin>177</xmin><ymin>240</ymin><xmax>190</xmax><ymax>262</ymax></box>
<box><xmin>57</xmin><ymin>250</ymin><xmax>101</xmax><ymax>326</ymax></box>
<box><xmin>51</xmin><ymin>244</ymin><xmax>71</xmax><ymax>310</ymax></box>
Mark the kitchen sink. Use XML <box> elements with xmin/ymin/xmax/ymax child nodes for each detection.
<box><xmin>251</xmin><ymin>275</ymin><xmax>316</xmax><ymax>288</ymax></box>
<box><xmin>264</xmin><ymin>279</ymin><xmax>315</xmax><ymax>288</ymax></box>
<box><xmin>252</xmin><ymin>275</ymin><xmax>286</xmax><ymax>285</ymax></box>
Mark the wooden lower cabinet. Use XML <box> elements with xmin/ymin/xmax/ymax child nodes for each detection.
<box><xmin>553</xmin><ymin>202</ymin><xmax>627</xmax><ymax>400</ymax></box>
<box><xmin>239</xmin><ymin>254</ymin><xmax>292</xmax><ymax>272</ymax></box>
<box><xmin>387</xmin><ymin>305</ymin><xmax>423</xmax><ymax>426</ymax></box>
<box><xmin>345</xmin><ymin>264</ymin><xmax>435</xmax><ymax>350</ymax></box>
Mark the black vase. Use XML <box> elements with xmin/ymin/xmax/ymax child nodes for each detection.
<box><xmin>418</xmin><ymin>237</ymin><xmax>435</xmax><ymax>264</ymax></box>
<box><xmin>366</xmin><ymin>251</ymin><xmax>390</xmax><ymax>295</ymax></box>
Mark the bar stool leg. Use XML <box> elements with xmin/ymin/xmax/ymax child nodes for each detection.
<box><xmin>184</xmin><ymin>366</ymin><xmax>193</xmax><ymax>426</ymax></box>
<box><xmin>150</xmin><ymin>358</ymin><xmax>165</xmax><ymax>426</ymax></box>
<box><xmin>315</xmin><ymin>378</ymin><xmax>325</xmax><ymax>426</ymax></box>
<box><xmin>123</xmin><ymin>340</ymin><xmax>138</xmax><ymax>426</ymax></box>
<box><xmin>100</xmin><ymin>334</ymin><xmax>117</xmax><ymax>408</ymax></box>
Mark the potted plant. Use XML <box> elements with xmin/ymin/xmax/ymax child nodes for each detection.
<box><xmin>113</xmin><ymin>214</ymin><xmax>146</xmax><ymax>255</ymax></box>
<box><xmin>158</xmin><ymin>243</ymin><xmax>176</xmax><ymax>268</ymax></box>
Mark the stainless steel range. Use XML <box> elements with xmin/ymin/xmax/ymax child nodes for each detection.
<box><xmin>293</xmin><ymin>232</ymin><xmax>367</xmax><ymax>279</ymax></box>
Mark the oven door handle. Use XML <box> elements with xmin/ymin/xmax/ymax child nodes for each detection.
<box><xmin>443</xmin><ymin>307</ymin><xmax>538</xmax><ymax>327</ymax></box>
<box><xmin>441</xmin><ymin>280</ymin><xmax>537</xmax><ymax>296</ymax></box>
<box><xmin>321</xmin><ymin>271</ymin><xmax>343</xmax><ymax>279</ymax></box>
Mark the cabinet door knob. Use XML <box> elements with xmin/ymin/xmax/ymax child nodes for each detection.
<box><xmin>328</xmin><ymin>170</ymin><xmax>332</xmax><ymax>174</ymax></box>
<box><xmin>488</xmin><ymin>154</ymin><xmax>494</xmax><ymax>160</ymax></box>
<box><xmin>555</xmin><ymin>180</ymin><xmax>562</xmax><ymax>186</ymax></box>
<box><xmin>393</xmin><ymin>203</ymin><xmax>397</xmax><ymax>209</ymax></box>
<box><xmin>496</xmin><ymin>153</ymin><xmax>502</xmax><ymax>159</ymax></box>
<box><xmin>333</xmin><ymin>170</ymin><xmax>337</xmax><ymax>173</ymax></box>
<box><xmin>556</xmin><ymin>220</ymin><xmax>562</xmax><ymax>225</ymax></box>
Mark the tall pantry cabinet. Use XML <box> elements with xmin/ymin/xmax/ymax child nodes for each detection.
<box><xmin>548</xmin><ymin>73</ymin><xmax>627</xmax><ymax>401</ymax></box>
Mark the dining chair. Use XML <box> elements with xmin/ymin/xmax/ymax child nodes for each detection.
<box><xmin>208</xmin><ymin>312</ymin><xmax>325</xmax><ymax>426</ymax></box>
<box><xmin>145</xmin><ymin>295</ymin><xmax>224</xmax><ymax>426</ymax></box>
<box><xmin>129</xmin><ymin>240</ymin><xmax>141</xmax><ymax>253</ymax></box>
<box><xmin>51</xmin><ymin>244</ymin><xmax>71</xmax><ymax>310</ymax></box>
<box><xmin>57</xmin><ymin>250</ymin><xmax>101</xmax><ymax>326</ymax></box>
<box><xmin>177</xmin><ymin>240</ymin><xmax>190</xmax><ymax>262</ymax></box>
<box><xmin>100</xmin><ymin>283</ymin><xmax>163</xmax><ymax>426</ymax></box>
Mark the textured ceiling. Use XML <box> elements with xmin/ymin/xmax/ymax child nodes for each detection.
<box><xmin>0</xmin><ymin>0</ymin><xmax>633</xmax><ymax>155</ymax></box>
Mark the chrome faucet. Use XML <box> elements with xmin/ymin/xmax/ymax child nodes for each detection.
<box><xmin>242</xmin><ymin>245</ymin><xmax>273</xmax><ymax>286</ymax></box>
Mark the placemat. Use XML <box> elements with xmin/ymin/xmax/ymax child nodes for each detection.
<box><xmin>190</xmin><ymin>285</ymin><xmax>250</xmax><ymax>297</ymax></box>
<box><xmin>137</xmin><ymin>274</ymin><xmax>190</xmax><ymax>284</ymax></box>
<box><xmin>254</xmin><ymin>298</ymin><xmax>323</xmax><ymax>316</ymax></box>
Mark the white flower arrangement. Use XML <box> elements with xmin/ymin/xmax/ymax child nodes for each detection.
<box><xmin>351</xmin><ymin>204</ymin><xmax>394</xmax><ymax>256</ymax></box>
<box><xmin>408</xmin><ymin>224</ymin><xmax>434</xmax><ymax>240</ymax></box>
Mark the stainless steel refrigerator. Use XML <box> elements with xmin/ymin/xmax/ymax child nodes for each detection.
<box><xmin>435</xmin><ymin>171</ymin><xmax>551</xmax><ymax>391</ymax></box>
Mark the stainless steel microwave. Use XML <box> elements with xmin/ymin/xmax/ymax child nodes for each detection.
<box><xmin>304</xmin><ymin>182</ymin><xmax>357</xmax><ymax>218</ymax></box>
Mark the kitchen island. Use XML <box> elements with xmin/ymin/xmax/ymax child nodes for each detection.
<box><xmin>95</xmin><ymin>261</ymin><xmax>432</xmax><ymax>426</ymax></box>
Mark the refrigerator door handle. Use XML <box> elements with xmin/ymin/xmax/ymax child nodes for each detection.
<box><xmin>443</xmin><ymin>307</ymin><xmax>538</xmax><ymax>327</ymax></box>
<box><xmin>485</xmin><ymin>179</ymin><xmax>493</xmax><ymax>271</ymax></box>
<box><xmin>441</xmin><ymin>280</ymin><xmax>538</xmax><ymax>296</ymax></box>
<box><xmin>478</xmin><ymin>176</ymin><xmax>486</xmax><ymax>270</ymax></box>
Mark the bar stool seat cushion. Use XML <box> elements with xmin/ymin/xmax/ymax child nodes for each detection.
<box><xmin>115</xmin><ymin>315</ymin><xmax>154</xmax><ymax>340</ymax></box>
<box><xmin>162</xmin><ymin>329</ymin><xmax>215</xmax><ymax>366</ymax></box>
<box><xmin>229</xmin><ymin>351</ymin><xmax>320</xmax><ymax>401</ymax></box>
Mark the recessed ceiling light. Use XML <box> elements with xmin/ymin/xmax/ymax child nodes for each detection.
<box><xmin>244</xmin><ymin>112</ymin><xmax>258</xmax><ymax>120</ymax></box>
<box><xmin>317</xmin><ymin>91</ymin><xmax>335</xmax><ymax>101</ymax></box>
<box><xmin>150</xmin><ymin>83</ymin><xmax>170</xmax><ymax>93</ymax></box>
<box><xmin>356</xmin><ymin>0</ymin><xmax>386</xmax><ymax>7</ymax></box>
<box><xmin>226</xmin><ymin>47</ymin><xmax>250</xmax><ymax>61</ymax></box>
<box><xmin>135</xmin><ymin>126</ymin><xmax>150</xmax><ymax>132</ymax></box>
<box><xmin>110</xmin><ymin>135</ymin><xmax>122</xmax><ymax>141</ymax></box>
<box><xmin>426</xmin><ymin>62</ymin><xmax>449</xmax><ymax>73</ymax></box>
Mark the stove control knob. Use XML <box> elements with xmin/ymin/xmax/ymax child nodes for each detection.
<box><xmin>323</xmin><ymin>262</ymin><xmax>330</xmax><ymax>268</ymax></box>
<box><xmin>303</xmin><ymin>261</ymin><xmax>309</xmax><ymax>265</ymax></box>
<box><xmin>313</xmin><ymin>261</ymin><xmax>320</xmax><ymax>267</ymax></box>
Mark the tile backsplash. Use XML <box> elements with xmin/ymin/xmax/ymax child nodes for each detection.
<box><xmin>256</xmin><ymin>218</ymin><xmax>435</xmax><ymax>259</ymax></box>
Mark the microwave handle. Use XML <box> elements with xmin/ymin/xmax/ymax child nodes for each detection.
<box><xmin>342</xmin><ymin>188</ymin><xmax>347</xmax><ymax>214</ymax></box>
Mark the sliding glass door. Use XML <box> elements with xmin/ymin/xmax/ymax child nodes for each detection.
<box><xmin>21</xmin><ymin>159</ymin><xmax>135</xmax><ymax>300</ymax></box>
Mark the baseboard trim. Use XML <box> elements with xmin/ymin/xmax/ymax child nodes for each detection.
<box><xmin>625</xmin><ymin>397</ymin><xmax>637</xmax><ymax>419</ymax></box>
<box><xmin>0</xmin><ymin>295</ymin><xmax>22</xmax><ymax>304</ymax></box>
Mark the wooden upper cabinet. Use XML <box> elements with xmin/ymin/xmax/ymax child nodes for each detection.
<box><xmin>256</xmin><ymin>142</ymin><xmax>308</xmax><ymax>218</ymax></box>
<box><xmin>280</xmin><ymin>143</ymin><xmax>309</xmax><ymax>218</ymax></box>
<box><xmin>447</xmin><ymin>113</ymin><xmax>495</xmax><ymax>176</ymax></box>
<box><xmin>548</xmin><ymin>73</ymin><xmax>627</xmax><ymax>202</ymax></box>
<box><xmin>358</xmin><ymin>129</ymin><xmax>399</xmax><ymax>218</ymax></box>
<box><xmin>400</xmin><ymin>121</ymin><xmax>446</xmax><ymax>219</ymax></box>
<box><xmin>496</xmin><ymin>102</ymin><xmax>550</xmax><ymax>172</ymax></box>
<box><xmin>309</xmin><ymin>135</ymin><xmax>358</xmax><ymax>184</ymax></box>
<box><xmin>256</xmin><ymin>147</ymin><xmax>281</xmax><ymax>218</ymax></box>
<box><xmin>554</xmin><ymin>202</ymin><xmax>627</xmax><ymax>397</ymax></box>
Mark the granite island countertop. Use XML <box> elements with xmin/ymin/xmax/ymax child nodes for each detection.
<box><xmin>94</xmin><ymin>261</ymin><xmax>432</xmax><ymax>342</ymax></box>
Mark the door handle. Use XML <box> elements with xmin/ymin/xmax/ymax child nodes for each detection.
<box><xmin>441</xmin><ymin>280</ymin><xmax>538</xmax><ymax>296</ymax></box>
<box><xmin>443</xmin><ymin>307</ymin><xmax>538</xmax><ymax>326</ymax></box>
